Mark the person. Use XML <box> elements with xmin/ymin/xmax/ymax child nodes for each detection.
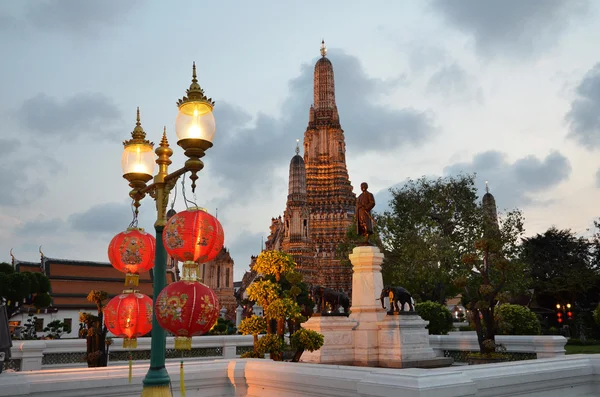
<box><xmin>356</xmin><ymin>182</ymin><xmax>375</xmax><ymax>244</ymax></box>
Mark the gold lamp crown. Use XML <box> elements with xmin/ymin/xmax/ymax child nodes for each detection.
<box><xmin>176</xmin><ymin>62</ymin><xmax>215</xmax><ymax>109</ymax></box>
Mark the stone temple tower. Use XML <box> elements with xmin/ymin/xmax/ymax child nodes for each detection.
<box><xmin>260</xmin><ymin>41</ymin><xmax>356</xmax><ymax>293</ymax></box>
<box><xmin>281</xmin><ymin>141</ymin><xmax>317</xmax><ymax>283</ymax></box>
<box><xmin>303</xmin><ymin>41</ymin><xmax>356</xmax><ymax>291</ymax></box>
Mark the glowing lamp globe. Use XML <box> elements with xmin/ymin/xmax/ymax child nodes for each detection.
<box><xmin>108</xmin><ymin>228</ymin><xmax>156</xmax><ymax>287</ymax></box>
<box><xmin>122</xmin><ymin>142</ymin><xmax>156</xmax><ymax>178</ymax></box>
<box><xmin>176</xmin><ymin>101</ymin><xmax>215</xmax><ymax>143</ymax></box>
<box><xmin>155</xmin><ymin>280</ymin><xmax>219</xmax><ymax>350</ymax></box>
<box><xmin>163</xmin><ymin>207</ymin><xmax>224</xmax><ymax>266</ymax></box>
<box><xmin>104</xmin><ymin>291</ymin><xmax>153</xmax><ymax>349</ymax></box>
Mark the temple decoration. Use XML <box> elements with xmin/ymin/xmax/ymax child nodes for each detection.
<box><xmin>155</xmin><ymin>280</ymin><xmax>220</xmax><ymax>350</ymax></box>
<box><xmin>103</xmin><ymin>291</ymin><xmax>153</xmax><ymax>349</ymax></box>
<box><xmin>162</xmin><ymin>207</ymin><xmax>224</xmax><ymax>281</ymax></box>
<box><xmin>108</xmin><ymin>228</ymin><xmax>156</xmax><ymax>287</ymax></box>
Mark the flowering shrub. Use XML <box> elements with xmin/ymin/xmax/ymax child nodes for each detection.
<box><xmin>254</xmin><ymin>251</ymin><xmax>295</xmax><ymax>281</ymax></box>
<box><xmin>246</xmin><ymin>280</ymin><xmax>280</xmax><ymax>309</ymax></box>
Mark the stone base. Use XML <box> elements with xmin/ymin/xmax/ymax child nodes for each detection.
<box><xmin>300</xmin><ymin>315</ymin><xmax>356</xmax><ymax>365</ymax></box>
<box><xmin>377</xmin><ymin>314</ymin><xmax>452</xmax><ymax>368</ymax></box>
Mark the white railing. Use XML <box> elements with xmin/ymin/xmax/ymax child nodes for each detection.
<box><xmin>429</xmin><ymin>332</ymin><xmax>567</xmax><ymax>359</ymax></box>
<box><xmin>7</xmin><ymin>335</ymin><xmax>254</xmax><ymax>371</ymax></box>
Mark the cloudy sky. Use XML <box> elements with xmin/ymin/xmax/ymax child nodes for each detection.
<box><xmin>2</xmin><ymin>0</ymin><xmax>600</xmax><ymax>282</ymax></box>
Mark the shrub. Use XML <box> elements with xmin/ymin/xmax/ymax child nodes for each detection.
<box><xmin>593</xmin><ymin>304</ymin><xmax>600</xmax><ymax>327</ymax></box>
<box><xmin>495</xmin><ymin>304</ymin><xmax>541</xmax><ymax>336</ymax></box>
<box><xmin>255</xmin><ymin>334</ymin><xmax>284</xmax><ymax>356</ymax></box>
<box><xmin>415</xmin><ymin>301</ymin><xmax>453</xmax><ymax>335</ymax></box>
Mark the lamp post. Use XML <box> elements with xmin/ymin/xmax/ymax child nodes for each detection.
<box><xmin>120</xmin><ymin>63</ymin><xmax>216</xmax><ymax>397</ymax></box>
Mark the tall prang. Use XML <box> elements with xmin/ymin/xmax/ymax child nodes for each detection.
<box><xmin>303</xmin><ymin>41</ymin><xmax>356</xmax><ymax>291</ymax></box>
<box><xmin>257</xmin><ymin>41</ymin><xmax>356</xmax><ymax>294</ymax></box>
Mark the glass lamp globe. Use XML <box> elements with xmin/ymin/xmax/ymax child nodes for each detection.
<box><xmin>175</xmin><ymin>101</ymin><xmax>216</xmax><ymax>143</ymax></box>
<box><xmin>122</xmin><ymin>142</ymin><xmax>156</xmax><ymax>178</ymax></box>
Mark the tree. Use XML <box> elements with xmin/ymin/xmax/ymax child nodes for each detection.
<box><xmin>43</xmin><ymin>319</ymin><xmax>72</xmax><ymax>339</ymax></box>
<box><xmin>522</xmin><ymin>227</ymin><xmax>599</xmax><ymax>310</ymax></box>
<box><xmin>0</xmin><ymin>262</ymin><xmax>52</xmax><ymax>318</ymax></box>
<box><xmin>377</xmin><ymin>175</ymin><xmax>480</xmax><ymax>303</ymax></box>
<box><xmin>458</xmin><ymin>208</ymin><xmax>527</xmax><ymax>354</ymax></box>
<box><xmin>80</xmin><ymin>290</ymin><xmax>109</xmax><ymax>367</ymax></box>
<box><xmin>241</xmin><ymin>250</ymin><xmax>320</xmax><ymax>361</ymax></box>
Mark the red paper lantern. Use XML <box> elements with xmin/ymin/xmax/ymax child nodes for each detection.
<box><xmin>155</xmin><ymin>280</ymin><xmax>220</xmax><ymax>350</ymax></box>
<box><xmin>108</xmin><ymin>227</ymin><xmax>156</xmax><ymax>287</ymax></box>
<box><xmin>163</xmin><ymin>207</ymin><xmax>224</xmax><ymax>265</ymax></box>
<box><xmin>104</xmin><ymin>291</ymin><xmax>153</xmax><ymax>348</ymax></box>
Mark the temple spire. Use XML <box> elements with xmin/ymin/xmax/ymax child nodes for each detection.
<box><xmin>485</xmin><ymin>180</ymin><xmax>489</xmax><ymax>193</ymax></box>
<box><xmin>313</xmin><ymin>40</ymin><xmax>336</xmax><ymax>112</ymax></box>
<box><xmin>320</xmin><ymin>39</ymin><xmax>327</xmax><ymax>57</ymax></box>
<box><xmin>295</xmin><ymin>139</ymin><xmax>300</xmax><ymax>155</ymax></box>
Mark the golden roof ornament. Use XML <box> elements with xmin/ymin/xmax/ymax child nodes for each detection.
<box><xmin>176</xmin><ymin>62</ymin><xmax>215</xmax><ymax>108</ymax></box>
<box><xmin>295</xmin><ymin>138</ymin><xmax>300</xmax><ymax>155</ymax></box>
<box><xmin>123</xmin><ymin>107</ymin><xmax>154</xmax><ymax>148</ymax></box>
<box><xmin>485</xmin><ymin>180</ymin><xmax>489</xmax><ymax>193</ymax></box>
<box><xmin>320</xmin><ymin>39</ymin><xmax>327</xmax><ymax>57</ymax></box>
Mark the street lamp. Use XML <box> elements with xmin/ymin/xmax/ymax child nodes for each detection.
<box><xmin>121</xmin><ymin>62</ymin><xmax>216</xmax><ymax>397</ymax></box>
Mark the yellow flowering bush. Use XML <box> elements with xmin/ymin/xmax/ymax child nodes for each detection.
<box><xmin>238</xmin><ymin>315</ymin><xmax>267</xmax><ymax>336</ymax></box>
<box><xmin>254</xmin><ymin>251</ymin><xmax>295</xmax><ymax>281</ymax></box>
<box><xmin>265</xmin><ymin>298</ymin><xmax>302</xmax><ymax>321</ymax></box>
<box><xmin>246</xmin><ymin>280</ymin><xmax>280</xmax><ymax>309</ymax></box>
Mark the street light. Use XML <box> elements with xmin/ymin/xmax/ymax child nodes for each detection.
<box><xmin>121</xmin><ymin>62</ymin><xmax>216</xmax><ymax>397</ymax></box>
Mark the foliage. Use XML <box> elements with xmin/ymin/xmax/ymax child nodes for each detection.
<box><xmin>495</xmin><ymin>304</ymin><xmax>541</xmax><ymax>336</ymax></box>
<box><xmin>458</xmin><ymin>206</ymin><xmax>527</xmax><ymax>354</ymax></box>
<box><xmin>43</xmin><ymin>319</ymin><xmax>72</xmax><ymax>339</ymax></box>
<box><xmin>246</xmin><ymin>280</ymin><xmax>280</xmax><ymax>309</ymax></box>
<box><xmin>594</xmin><ymin>304</ymin><xmax>600</xmax><ymax>327</ymax></box>
<box><xmin>378</xmin><ymin>175</ymin><xmax>480</xmax><ymax>304</ymax></box>
<box><xmin>415</xmin><ymin>301</ymin><xmax>453</xmax><ymax>335</ymax></box>
<box><xmin>14</xmin><ymin>314</ymin><xmax>39</xmax><ymax>340</ymax></box>
<box><xmin>255</xmin><ymin>334</ymin><xmax>284</xmax><ymax>356</ymax></box>
<box><xmin>240</xmin><ymin>351</ymin><xmax>264</xmax><ymax>358</ymax></box>
<box><xmin>265</xmin><ymin>298</ymin><xmax>302</xmax><ymax>322</ymax></box>
<box><xmin>521</xmin><ymin>227</ymin><xmax>599</xmax><ymax>312</ymax></box>
<box><xmin>254</xmin><ymin>251</ymin><xmax>295</xmax><ymax>282</ymax></box>
<box><xmin>209</xmin><ymin>318</ymin><xmax>237</xmax><ymax>335</ymax></box>
<box><xmin>290</xmin><ymin>328</ymin><xmax>324</xmax><ymax>352</ymax></box>
<box><xmin>239</xmin><ymin>315</ymin><xmax>267</xmax><ymax>336</ymax></box>
<box><xmin>0</xmin><ymin>263</ymin><xmax>52</xmax><ymax>318</ymax></box>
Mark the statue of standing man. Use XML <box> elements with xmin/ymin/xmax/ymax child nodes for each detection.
<box><xmin>356</xmin><ymin>182</ymin><xmax>375</xmax><ymax>245</ymax></box>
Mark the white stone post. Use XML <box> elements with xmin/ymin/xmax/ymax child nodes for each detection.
<box><xmin>18</xmin><ymin>340</ymin><xmax>46</xmax><ymax>371</ymax></box>
<box><xmin>236</xmin><ymin>305</ymin><xmax>243</xmax><ymax>327</ymax></box>
<box><xmin>349</xmin><ymin>245</ymin><xmax>386</xmax><ymax>367</ymax></box>
<box><xmin>220</xmin><ymin>306</ymin><xmax>227</xmax><ymax>319</ymax></box>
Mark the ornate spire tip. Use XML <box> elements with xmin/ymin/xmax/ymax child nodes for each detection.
<box><xmin>295</xmin><ymin>139</ymin><xmax>300</xmax><ymax>155</ymax></box>
<box><xmin>136</xmin><ymin>107</ymin><xmax>140</xmax><ymax>125</ymax></box>
<box><xmin>320</xmin><ymin>39</ymin><xmax>327</xmax><ymax>57</ymax></box>
<box><xmin>485</xmin><ymin>180</ymin><xmax>489</xmax><ymax>193</ymax></box>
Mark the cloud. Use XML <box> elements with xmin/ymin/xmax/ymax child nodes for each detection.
<box><xmin>431</xmin><ymin>0</ymin><xmax>589</xmax><ymax>58</ymax></box>
<box><xmin>16</xmin><ymin>92</ymin><xmax>123</xmax><ymax>140</ymax></box>
<box><xmin>24</xmin><ymin>0</ymin><xmax>138</xmax><ymax>37</ymax></box>
<box><xmin>209</xmin><ymin>49</ymin><xmax>436</xmax><ymax>201</ymax></box>
<box><xmin>227</xmin><ymin>230</ymin><xmax>264</xmax><ymax>278</ymax></box>
<box><xmin>15</xmin><ymin>217</ymin><xmax>66</xmax><ymax>237</ymax></box>
<box><xmin>426</xmin><ymin>63</ymin><xmax>484</xmax><ymax>103</ymax></box>
<box><xmin>596</xmin><ymin>168</ymin><xmax>600</xmax><ymax>188</ymax></box>
<box><xmin>443</xmin><ymin>150</ymin><xmax>571</xmax><ymax>208</ymax></box>
<box><xmin>68</xmin><ymin>201</ymin><xmax>155</xmax><ymax>237</ymax></box>
<box><xmin>566</xmin><ymin>63</ymin><xmax>600</xmax><ymax>149</ymax></box>
<box><xmin>0</xmin><ymin>140</ymin><xmax>62</xmax><ymax>206</ymax></box>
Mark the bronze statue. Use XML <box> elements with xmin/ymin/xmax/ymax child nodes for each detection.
<box><xmin>356</xmin><ymin>182</ymin><xmax>375</xmax><ymax>244</ymax></box>
<box><xmin>311</xmin><ymin>285</ymin><xmax>350</xmax><ymax>315</ymax></box>
<box><xmin>380</xmin><ymin>286</ymin><xmax>414</xmax><ymax>313</ymax></box>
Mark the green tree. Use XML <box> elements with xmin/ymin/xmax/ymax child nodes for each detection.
<box><xmin>458</xmin><ymin>208</ymin><xmax>527</xmax><ymax>354</ymax></box>
<box><xmin>521</xmin><ymin>227</ymin><xmax>599</xmax><ymax>310</ymax></box>
<box><xmin>43</xmin><ymin>319</ymin><xmax>72</xmax><ymax>339</ymax></box>
<box><xmin>378</xmin><ymin>175</ymin><xmax>480</xmax><ymax>303</ymax></box>
<box><xmin>0</xmin><ymin>262</ymin><xmax>52</xmax><ymax>317</ymax></box>
<box><xmin>495</xmin><ymin>304</ymin><xmax>541</xmax><ymax>336</ymax></box>
<box><xmin>415</xmin><ymin>301</ymin><xmax>454</xmax><ymax>335</ymax></box>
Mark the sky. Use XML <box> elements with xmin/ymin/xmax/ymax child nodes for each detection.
<box><xmin>2</xmin><ymin>0</ymin><xmax>600</xmax><ymax>282</ymax></box>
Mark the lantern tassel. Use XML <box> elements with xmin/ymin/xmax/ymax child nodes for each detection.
<box><xmin>128</xmin><ymin>353</ymin><xmax>133</xmax><ymax>383</ymax></box>
<box><xmin>180</xmin><ymin>360</ymin><xmax>186</xmax><ymax>397</ymax></box>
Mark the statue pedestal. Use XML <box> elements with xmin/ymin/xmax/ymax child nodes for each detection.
<box><xmin>378</xmin><ymin>314</ymin><xmax>450</xmax><ymax>368</ymax></box>
<box><xmin>302</xmin><ymin>245</ymin><xmax>452</xmax><ymax>369</ymax></box>
<box><xmin>349</xmin><ymin>245</ymin><xmax>386</xmax><ymax>367</ymax></box>
<box><xmin>301</xmin><ymin>315</ymin><xmax>355</xmax><ymax>365</ymax></box>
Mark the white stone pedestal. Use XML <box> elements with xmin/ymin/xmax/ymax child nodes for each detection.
<box><xmin>349</xmin><ymin>245</ymin><xmax>387</xmax><ymax>367</ymax></box>
<box><xmin>301</xmin><ymin>315</ymin><xmax>356</xmax><ymax>365</ymax></box>
<box><xmin>303</xmin><ymin>245</ymin><xmax>452</xmax><ymax>368</ymax></box>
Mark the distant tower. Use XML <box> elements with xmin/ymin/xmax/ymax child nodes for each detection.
<box><xmin>482</xmin><ymin>181</ymin><xmax>499</xmax><ymax>234</ymax></box>
<box><xmin>303</xmin><ymin>40</ymin><xmax>356</xmax><ymax>292</ymax></box>
<box><xmin>282</xmin><ymin>140</ymin><xmax>317</xmax><ymax>283</ymax></box>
